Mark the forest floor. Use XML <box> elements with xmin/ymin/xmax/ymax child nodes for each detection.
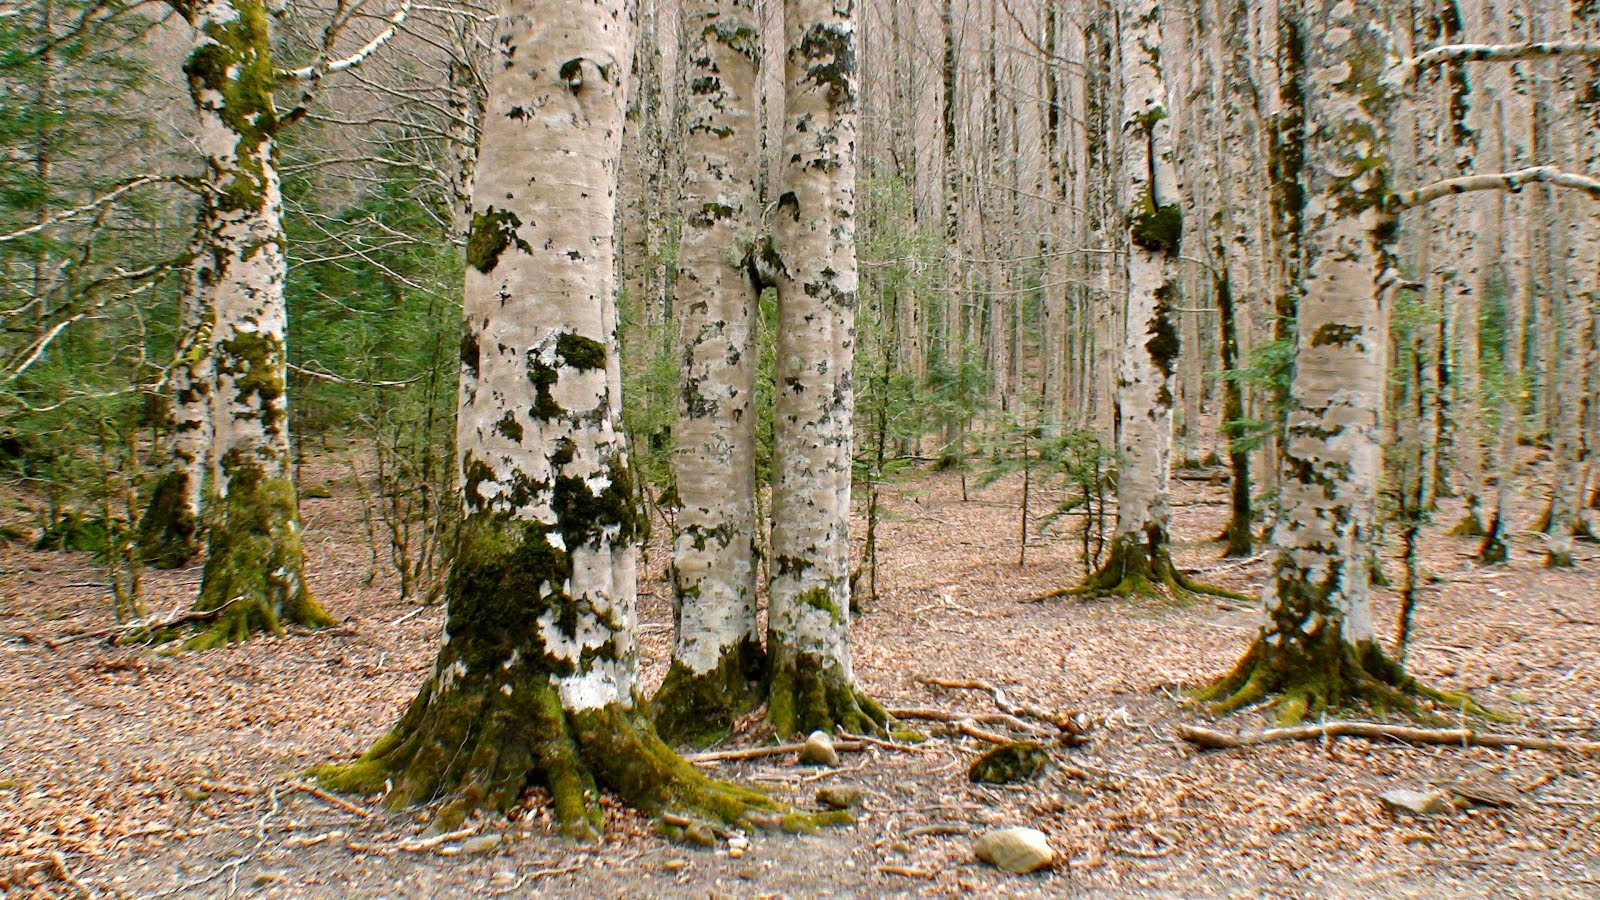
<box><xmin>2</xmin><ymin>457</ymin><xmax>1599</xmax><ymax>898</ymax></box>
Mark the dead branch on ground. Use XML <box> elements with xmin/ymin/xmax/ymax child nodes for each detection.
<box><xmin>1177</xmin><ymin>722</ymin><xmax>1600</xmax><ymax>755</ymax></box>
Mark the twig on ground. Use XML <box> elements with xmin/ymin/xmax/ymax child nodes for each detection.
<box><xmin>954</xmin><ymin>720</ymin><xmax>1013</xmax><ymax>744</ymax></box>
<box><xmin>837</xmin><ymin>730</ymin><xmax>929</xmax><ymax>753</ymax></box>
<box><xmin>485</xmin><ymin>863</ymin><xmax>586</xmax><ymax>895</ymax></box>
<box><xmin>904</xmin><ymin>823</ymin><xmax>970</xmax><ymax>838</ymax></box>
<box><xmin>878</xmin><ymin>864</ymin><xmax>937</xmax><ymax>878</ymax></box>
<box><xmin>686</xmin><ymin>740</ymin><xmax>865</xmax><ymax>764</ymax></box>
<box><xmin>1177</xmin><ymin>722</ymin><xmax>1600</xmax><ymax>755</ymax></box>
<box><xmin>887</xmin><ymin>706</ymin><xmax>1048</xmax><ymax>736</ymax></box>
<box><xmin>919</xmin><ymin>677</ymin><xmax>1091</xmax><ymax>743</ymax></box>
<box><xmin>289</xmin><ymin>780</ymin><xmax>373</xmax><ymax>818</ymax></box>
<box><xmin>151</xmin><ymin>854</ymin><xmax>252</xmax><ymax>897</ymax></box>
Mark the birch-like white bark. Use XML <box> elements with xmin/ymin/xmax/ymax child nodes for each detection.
<box><xmin>668</xmin><ymin>0</ymin><xmax>762</xmax><ymax>677</ymax></box>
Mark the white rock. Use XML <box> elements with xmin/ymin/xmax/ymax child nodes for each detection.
<box><xmin>1378</xmin><ymin>788</ymin><xmax>1456</xmax><ymax>816</ymax></box>
<box><xmin>973</xmin><ymin>826</ymin><xmax>1055</xmax><ymax>874</ymax></box>
<box><xmin>797</xmin><ymin>730</ymin><xmax>840</xmax><ymax>767</ymax></box>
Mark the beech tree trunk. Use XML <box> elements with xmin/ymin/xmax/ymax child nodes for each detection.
<box><xmin>316</xmin><ymin>0</ymin><xmax>778</xmax><ymax>835</ymax></box>
<box><xmin>1200</xmin><ymin>0</ymin><xmax>1463</xmax><ymax>723</ymax></box>
<box><xmin>653</xmin><ymin>0</ymin><xmax>765</xmax><ymax>747</ymax></box>
<box><xmin>1080</xmin><ymin>0</ymin><xmax>1192</xmax><ymax>597</ymax></box>
<box><xmin>765</xmin><ymin>0</ymin><xmax>887</xmax><ymax>737</ymax></box>
<box><xmin>181</xmin><ymin>0</ymin><xmax>332</xmax><ymax>647</ymax></box>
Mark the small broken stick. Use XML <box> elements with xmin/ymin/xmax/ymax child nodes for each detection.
<box><xmin>920</xmin><ymin>677</ymin><xmax>1090</xmax><ymax>743</ymax></box>
<box><xmin>1177</xmin><ymin>722</ymin><xmax>1600</xmax><ymax>755</ymax></box>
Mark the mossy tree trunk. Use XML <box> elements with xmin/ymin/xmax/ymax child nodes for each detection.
<box><xmin>315</xmin><ymin>0</ymin><xmax>780</xmax><ymax>836</ymax></box>
<box><xmin>654</xmin><ymin>0</ymin><xmax>766</xmax><ymax>748</ymax></box>
<box><xmin>765</xmin><ymin>0</ymin><xmax>886</xmax><ymax>738</ymax></box>
<box><xmin>140</xmin><ymin>230</ymin><xmax>212</xmax><ymax>570</ymax></box>
<box><xmin>1080</xmin><ymin>0</ymin><xmax>1233</xmax><ymax>599</ymax></box>
<box><xmin>178</xmin><ymin>0</ymin><xmax>331</xmax><ymax>647</ymax></box>
<box><xmin>1200</xmin><ymin>0</ymin><xmax>1470</xmax><ymax>723</ymax></box>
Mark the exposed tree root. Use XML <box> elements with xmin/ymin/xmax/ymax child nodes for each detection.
<box><xmin>651</xmin><ymin>639</ymin><xmax>765</xmax><ymax>748</ymax></box>
<box><xmin>1193</xmin><ymin>636</ymin><xmax>1497</xmax><ymax>726</ymax></box>
<box><xmin>311</xmin><ymin>671</ymin><xmax>803</xmax><ymax>840</ymax></box>
<box><xmin>1177</xmin><ymin>721</ymin><xmax>1600</xmax><ymax>755</ymax></box>
<box><xmin>1033</xmin><ymin>532</ymin><xmax>1251</xmax><ymax>603</ymax></box>
<box><xmin>766</xmin><ymin>649</ymin><xmax>890</xmax><ymax>738</ymax></box>
<box><xmin>184</xmin><ymin>469</ymin><xmax>332</xmax><ymax>650</ymax></box>
<box><xmin>1447</xmin><ymin>507</ymin><xmax>1486</xmax><ymax>537</ymax></box>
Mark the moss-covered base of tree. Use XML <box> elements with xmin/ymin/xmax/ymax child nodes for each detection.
<box><xmin>652</xmin><ymin>638</ymin><xmax>766</xmax><ymax>748</ymax></box>
<box><xmin>311</xmin><ymin>675</ymin><xmax>803</xmax><ymax>840</ymax></box>
<box><xmin>1476</xmin><ymin>513</ymin><xmax>1510</xmax><ymax>565</ymax></box>
<box><xmin>1037</xmin><ymin>531</ymin><xmax>1250</xmax><ymax>602</ymax></box>
<box><xmin>1193</xmin><ymin>633</ymin><xmax>1491</xmax><ymax>726</ymax></box>
<box><xmin>1447</xmin><ymin>502</ymin><xmax>1486</xmax><ymax>538</ymax></box>
<box><xmin>185</xmin><ymin>468</ymin><xmax>331</xmax><ymax>650</ymax></box>
<box><xmin>1216</xmin><ymin>515</ymin><xmax>1254</xmax><ymax>558</ymax></box>
<box><xmin>138</xmin><ymin>468</ymin><xmax>202</xmax><ymax>569</ymax></box>
<box><xmin>766</xmin><ymin>647</ymin><xmax>889</xmax><ymax>738</ymax></box>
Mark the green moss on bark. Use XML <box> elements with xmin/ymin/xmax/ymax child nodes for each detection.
<box><xmin>766</xmin><ymin>641</ymin><xmax>888</xmax><ymax>738</ymax></box>
<box><xmin>138</xmin><ymin>468</ymin><xmax>201</xmax><ymax>569</ymax></box>
<box><xmin>651</xmin><ymin>638</ymin><xmax>766</xmax><ymax>748</ymax></box>
<box><xmin>187</xmin><ymin>456</ymin><xmax>331</xmax><ymax>650</ymax></box>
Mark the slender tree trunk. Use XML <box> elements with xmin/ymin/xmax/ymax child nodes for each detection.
<box><xmin>765</xmin><ymin>0</ymin><xmax>887</xmax><ymax>737</ymax></box>
<box><xmin>182</xmin><ymin>0</ymin><xmax>332</xmax><ymax>647</ymax></box>
<box><xmin>1080</xmin><ymin>0</ymin><xmax>1214</xmax><ymax>598</ymax></box>
<box><xmin>653</xmin><ymin>0</ymin><xmax>765</xmax><ymax>746</ymax></box>
<box><xmin>316</xmin><ymin>0</ymin><xmax>780</xmax><ymax>836</ymax></box>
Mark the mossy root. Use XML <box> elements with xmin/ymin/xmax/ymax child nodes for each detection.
<box><xmin>312</xmin><ymin>672</ymin><xmax>816</xmax><ymax>840</ymax></box>
<box><xmin>651</xmin><ymin>640</ymin><xmax>766</xmax><ymax>749</ymax></box>
<box><xmin>1192</xmin><ymin>638</ymin><xmax>1501</xmax><ymax>727</ymax></box>
<box><xmin>766</xmin><ymin>652</ymin><xmax>890</xmax><ymax>739</ymax></box>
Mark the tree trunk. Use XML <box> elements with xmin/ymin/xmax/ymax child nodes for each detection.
<box><xmin>766</xmin><ymin>0</ymin><xmax>887</xmax><ymax>737</ymax></box>
<box><xmin>653</xmin><ymin>0</ymin><xmax>765</xmax><ymax>747</ymax></box>
<box><xmin>139</xmin><ymin>225</ymin><xmax>212</xmax><ymax>569</ymax></box>
<box><xmin>183</xmin><ymin>0</ymin><xmax>331</xmax><ymax>647</ymax></box>
<box><xmin>315</xmin><ymin>0</ymin><xmax>781</xmax><ymax>836</ymax></box>
<box><xmin>1080</xmin><ymin>0</ymin><xmax>1197</xmax><ymax>597</ymax></box>
<box><xmin>1199</xmin><ymin>0</ymin><xmax>1470</xmax><ymax>724</ymax></box>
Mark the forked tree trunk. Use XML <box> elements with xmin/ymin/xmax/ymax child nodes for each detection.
<box><xmin>181</xmin><ymin>0</ymin><xmax>331</xmax><ymax>647</ymax></box>
<box><xmin>653</xmin><ymin>0</ymin><xmax>765</xmax><ymax>747</ymax></box>
<box><xmin>1199</xmin><ymin>0</ymin><xmax>1471</xmax><ymax>724</ymax></box>
<box><xmin>315</xmin><ymin>0</ymin><xmax>782</xmax><ymax>836</ymax></box>
<box><xmin>766</xmin><ymin>0</ymin><xmax>887</xmax><ymax>737</ymax></box>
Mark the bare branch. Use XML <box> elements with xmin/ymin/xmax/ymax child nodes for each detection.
<box><xmin>1391</xmin><ymin>166</ymin><xmax>1600</xmax><ymax>209</ymax></box>
<box><xmin>0</xmin><ymin>175</ymin><xmax>190</xmax><ymax>245</ymax></box>
<box><xmin>1400</xmin><ymin>40</ymin><xmax>1600</xmax><ymax>81</ymax></box>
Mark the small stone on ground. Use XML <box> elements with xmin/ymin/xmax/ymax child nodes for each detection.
<box><xmin>973</xmin><ymin>826</ymin><xmax>1055</xmax><ymax>874</ymax></box>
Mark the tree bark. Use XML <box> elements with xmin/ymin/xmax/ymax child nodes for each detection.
<box><xmin>315</xmin><ymin>0</ymin><xmax>782</xmax><ymax>836</ymax></box>
<box><xmin>653</xmin><ymin>0</ymin><xmax>766</xmax><ymax>747</ymax></box>
<box><xmin>181</xmin><ymin>0</ymin><xmax>331</xmax><ymax>647</ymax></box>
<box><xmin>1199</xmin><ymin>0</ymin><xmax>1471</xmax><ymax>724</ymax></box>
<box><xmin>766</xmin><ymin>0</ymin><xmax>887</xmax><ymax>737</ymax></box>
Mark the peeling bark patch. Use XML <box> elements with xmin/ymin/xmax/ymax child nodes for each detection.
<box><xmin>467</xmin><ymin>208</ymin><xmax>531</xmax><ymax>273</ymax></box>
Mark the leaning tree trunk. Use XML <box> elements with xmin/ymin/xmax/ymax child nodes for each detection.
<box><xmin>315</xmin><ymin>0</ymin><xmax>782</xmax><ymax>836</ymax></box>
<box><xmin>1078</xmin><ymin>0</ymin><xmax>1233</xmax><ymax>598</ymax></box>
<box><xmin>652</xmin><ymin>0</ymin><xmax>766</xmax><ymax>747</ymax></box>
<box><xmin>182</xmin><ymin>0</ymin><xmax>332</xmax><ymax>647</ymax></box>
<box><xmin>139</xmin><ymin>225</ymin><xmax>213</xmax><ymax>569</ymax></box>
<box><xmin>1198</xmin><ymin>0</ymin><xmax>1474</xmax><ymax>724</ymax></box>
<box><xmin>765</xmin><ymin>0</ymin><xmax>887</xmax><ymax>737</ymax></box>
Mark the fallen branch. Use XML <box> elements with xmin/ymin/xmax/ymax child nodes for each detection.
<box><xmin>954</xmin><ymin>721</ymin><xmax>1013</xmax><ymax>744</ymax></box>
<box><xmin>289</xmin><ymin>780</ymin><xmax>373</xmax><ymax>819</ymax></box>
<box><xmin>878</xmin><ymin>864</ymin><xmax>937</xmax><ymax>878</ymax></box>
<box><xmin>686</xmin><ymin>740</ymin><xmax>865</xmax><ymax>764</ymax></box>
<box><xmin>1177</xmin><ymin>721</ymin><xmax>1600</xmax><ymax>755</ymax></box>
<box><xmin>486</xmin><ymin>863</ymin><xmax>585</xmax><ymax>894</ymax></box>
<box><xmin>887</xmin><ymin>705</ymin><xmax>1047</xmax><ymax>736</ymax></box>
<box><xmin>837</xmin><ymin>730</ymin><xmax>929</xmax><ymax>753</ymax></box>
<box><xmin>31</xmin><ymin>598</ymin><xmax>242</xmax><ymax>647</ymax></box>
<box><xmin>920</xmin><ymin>677</ymin><xmax>1090</xmax><ymax>743</ymax></box>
